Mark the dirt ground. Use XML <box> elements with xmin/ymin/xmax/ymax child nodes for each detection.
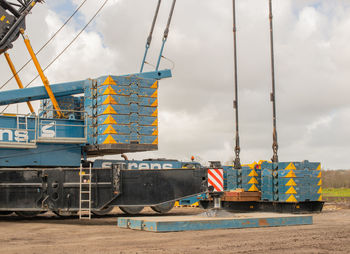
<box><xmin>0</xmin><ymin>204</ymin><xmax>349</xmax><ymax>254</ymax></box>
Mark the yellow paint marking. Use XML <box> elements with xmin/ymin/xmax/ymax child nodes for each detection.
<box><xmin>6</xmin><ymin>20</ymin><xmax>9</xmax><ymax>24</ymax></box>
<box><xmin>152</xmin><ymin>128</ymin><xmax>158</xmax><ymax>136</ymax></box>
<box><xmin>286</xmin><ymin>195</ymin><xmax>297</xmax><ymax>202</ymax></box>
<box><xmin>317</xmin><ymin>171</ymin><xmax>322</xmax><ymax>178</ymax></box>
<box><xmin>285</xmin><ymin>162</ymin><xmax>296</xmax><ymax>170</ymax></box>
<box><xmin>317</xmin><ymin>187</ymin><xmax>322</xmax><ymax>194</ymax></box>
<box><xmin>102</xmin><ymin>105</ymin><xmax>117</xmax><ymax>115</ymax></box>
<box><xmin>152</xmin><ymin>137</ymin><xmax>158</xmax><ymax>145</ymax></box>
<box><xmin>151</xmin><ymin>118</ymin><xmax>158</xmax><ymax>126</ymax></box>
<box><xmin>151</xmin><ymin>109</ymin><xmax>158</xmax><ymax>117</ymax></box>
<box><xmin>317</xmin><ymin>179</ymin><xmax>322</xmax><ymax>186</ymax></box>
<box><xmin>0</xmin><ymin>16</ymin><xmax>5</xmax><ymax>21</ymax></box>
<box><xmin>285</xmin><ymin>178</ymin><xmax>297</xmax><ymax>186</ymax></box>
<box><xmin>248</xmin><ymin>177</ymin><xmax>258</xmax><ymax>184</ymax></box>
<box><xmin>151</xmin><ymin>89</ymin><xmax>158</xmax><ymax>98</ymax></box>
<box><xmin>103</xmin><ymin>135</ymin><xmax>117</xmax><ymax>144</ymax></box>
<box><xmin>318</xmin><ymin>195</ymin><xmax>322</xmax><ymax>201</ymax></box>
<box><xmin>285</xmin><ymin>170</ymin><xmax>296</xmax><ymax>178</ymax></box>
<box><xmin>285</xmin><ymin>186</ymin><xmax>297</xmax><ymax>194</ymax></box>
<box><xmin>151</xmin><ymin>81</ymin><xmax>158</xmax><ymax>89</ymax></box>
<box><xmin>102</xmin><ymin>76</ymin><xmax>117</xmax><ymax>86</ymax></box>
<box><xmin>248</xmin><ymin>169</ymin><xmax>258</xmax><ymax>177</ymax></box>
<box><xmin>102</xmin><ymin>95</ymin><xmax>117</xmax><ymax>105</ymax></box>
<box><xmin>248</xmin><ymin>184</ymin><xmax>259</xmax><ymax>192</ymax></box>
<box><xmin>103</xmin><ymin>115</ymin><xmax>117</xmax><ymax>125</ymax></box>
<box><xmin>103</xmin><ymin>125</ymin><xmax>117</xmax><ymax>135</ymax></box>
<box><xmin>316</xmin><ymin>163</ymin><xmax>321</xmax><ymax>170</ymax></box>
<box><xmin>151</xmin><ymin>99</ymin><xmax>158</xmax><ymax>107</ymax></box>
<box><xmin>103</xmin><ymin>86</ymin><xmax>117</xmax><ymax>95</ymax></box>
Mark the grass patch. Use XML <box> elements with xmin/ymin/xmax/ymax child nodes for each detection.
<box><xmin>323</xmin><ymin>188</ymin><xmax>350</xmax><ymax>197</ymax></box>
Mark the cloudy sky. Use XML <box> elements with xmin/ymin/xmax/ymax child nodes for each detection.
<box><xmin>0</xmin><ymin>0</ymin><xmax>349</xmax><ymax>169</ymax></box>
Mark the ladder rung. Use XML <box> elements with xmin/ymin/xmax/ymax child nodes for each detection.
<box><xmin>80</xmin><ymin>174</ymin><xmax>91</xmax><ymax>176</ymax></box>
<box><xmin>81</xmin><ymin>200</ymin><xmax>90</xmax><ymax>202</ymax></box>
<box><xmin>81</xmin><ymin>191</ymin><xmax>90</xmax><ymax>194</ymax></box>
<box><xmin>80</xmin><ymin>182</ymin><xmax>91</xmax><ymax>185</ymax></box>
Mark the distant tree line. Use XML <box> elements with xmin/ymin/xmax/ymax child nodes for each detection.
<box><xmin>322</xmin><ymin>170</ymin><xmax>350</xmax><ymax>188</ymax></box>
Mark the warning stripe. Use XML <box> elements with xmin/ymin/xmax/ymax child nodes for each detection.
<box><xmin>208</xmin><ymin>170</ymin><xmax>223</xmax><ymax>189</ymax></box>
<box><xmin>208</xmin><ymin>178</ymin><xmax>222</xmax><ymax>192</ymax></box>
<box><xmin>208</xmin><ymin>169</ymin><xmax>224</xmax><ymax>192</ymax></box>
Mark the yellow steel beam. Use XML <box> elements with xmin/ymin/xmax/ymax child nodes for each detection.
<box><xmin>20</xmin><ymin>30</ymin><xmax>63</xmax><ymax>118</ymax></box>
<box><xmin>4</xmin><ymin>52</ymin><xmax>35</xmax><ymax>114</ymax></box>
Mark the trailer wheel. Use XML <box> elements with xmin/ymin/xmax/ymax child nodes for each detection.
<box><xmin>15</xmin><ymin>211</ymin><xmax>41</xmax><ymax>218</ymax></box>
<box><xmin>151</xmin><ymin>201</ymin><xmax>175</xmax><ymax>214</ymax></box>
<box><xmin>119</xmin><ymin>206</ymin><xmax>144</xmax><ymax>215</ymax></box>
<box><xmin>92</xmin><ymin>206</ymin><xmax>114</xmax><ymax>216</ymax></box>
<box><xmin>0</xmin><ymin>211</ymin><xmax>13</xmax><ymax>216</ymax></box>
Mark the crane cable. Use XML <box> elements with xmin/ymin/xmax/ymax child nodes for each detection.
<box><xmin>1</xmin><ymin>0</ymin><xmax>109</xmax><ymax>114</ymax></box>
<box><xmin>269</xmin><ymin>0</ymin><xmax>279</xmax><ymax>163</ymax></box>
<box><xmin>232</xmin><ymin>0</ymin><xmax>241</xmax><ymax>169</ymax></box>
<box><xmin>155</xmin><ymin>0</ymin><xmax>176</xmax><ymax>71</ymax></box>
<box><xmin>140</xmin><ymin>0</ymin><xmax>162</xmax><ymax>73</ymax></box>
<box><xmin>0</xmin><ymin>0</ymin><xmax>88</xmax><ymax>91</ymax></box>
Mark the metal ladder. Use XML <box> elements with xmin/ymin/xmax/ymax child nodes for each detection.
<box><xmin>79</xmin><ymin>163</ymin><xmax>92</xmax><ymax>220</ymax></box>
<box><xmin>16</xmin><ymin>115</ymin><xmax>28</xmax><ymax>130</ymax></box>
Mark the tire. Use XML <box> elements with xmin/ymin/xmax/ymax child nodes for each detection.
<box><xmin>151</xmin><ymin>201</ymin><xmax>175</xmax><ymax>214</ymax></box>
<box><xmin>0</xmin><ymin>211</ymin><xmax>13</xmax><ymax>216</ymax></box>
<box><xmin>119</xmin><ymin>206</ymin><xmax>144</xmax><ymax>215</ymax></box>
<box><xmin>15</xmin><ymin>211</ymin><xmax>41</xmax><ymax>218</ymax></box>
<box><xmin>92</xmin><ymin>206</ymin><xmax>114</xmax><ymax>216</ymax></box>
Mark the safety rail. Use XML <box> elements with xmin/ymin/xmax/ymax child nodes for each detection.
<box><xmin>0</xmin><ymin>109</ymin><xmax>87</xmax><ymax>148</ymax></box>
<box><xmin>37</xmin><ymin>109</ymin><xmax>87</xmax><ymax>144</ymax></box>
<box><xmin>0</xmin><ymin>113</ymin><xmax>37</xmax><ymax>148</ymax></box>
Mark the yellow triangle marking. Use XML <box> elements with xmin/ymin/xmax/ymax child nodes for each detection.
<box><xmin>103</xmin><ymin>86</ymin><xmax>117</xmax><ymax>95</ymax></box>
<box><xmin>317</xmin><ymin>171</ymin><xmax>322</xmax><ymax>178</ymax></box>
<box><xmin>286</xmin><ymin>178</ymin><xmax>297</xmax><ymax>186</ymax></box>
<box><xmin>152</xmin><ymin>137</ymin><xmax>158</xmax><ymax>145</ymax></box>
<box><xmin>248</xmin><ymin>177</ymin><xmax>258</xmax><ymax>184</ymax></box>
<box><xmin>103</xmin><ymin>125</ymin><xmax>117</xmax><ymax>135</ymax></box>
<box><xmin>151</xmin><ymin>118</ymin><xmax>158</xmax><ymax>126</ymax></box>
<box><xmin>286</xmin><ymin>186</ymin><xmax>297</xmax><ymax>194</ymax></box>
<box><xmin>248</xmin><ymin>184</ymin><xmax>259</xmax><ymax>192</ymax></box>
<box><xmin>317</xmin><ymin>179</ymin><xmax>322</xmax><ymax>186</ymax></box>
<box><xmin>286</xmin><ymin>194</ymin><xmax>297</xmax><ymax>202</ymax></box>
<box><xmin>151</xmin><ymin>109</ymin><xmax>158</xmax><ymax>117</ymax></box>
<box><xmin>103</xmin><ymin>115</ymin><xmax>117</xmax><ymax>125</ymax></box>
<box><xmin>102</xmin><ymin>76</ymin><xmax>117</xmax><ymax>86</ymax></box>
<box><xmin>151</xmin><ymin>81</ymin><xmax>158</xmax><ymax>89</ymax></box>
<box><xmin>152</xmin><ymin>128</ymin><xmax>158</xmax><ymax>136</ymax></box>
<box><xmin>102</xmin><ymin>95</ymin><xmax>118</xmax><ymax>105</ymax></box>
<box><xmin>248</xmin><ymin>169</ymin><xmax>258</xmax><ymax>177</ymax></box>
<box><xmin>103</xmin><ymin>105</ymin><xmax>117</xmax><ymax>115</ymax></box>
<box><xmin>318</xmin><ymin>195</ymin><xmax>322</xmax><ymax>201</ymax></box>
<box><xmin>286</xmin><ymin>162</ymin><xmax>296</xmax><ymax>170</ymax></box>
<box><xmin>6</xmin><ymin>20</ymin><xmax>9</xmax><ymax>24</ymax></box>
<box><xmin>151</xmin><ymin>89</ymin><xmax>158</xmax><ymax>98</ymax></box>
<box><xmin>103</xmin><ymin>135</ymin><xmax>117</xmax><ymax>144</ymax></box>
<box><xmin>0</xmin><ymin>16</ymin><xmax>5</xmax><ymax>21</ymax></box>
<box><xmin>285</xmin><ymin>170</ymin><xmax>296</xmax><ymax>178</ymax></box>
<box><xmin>316</xmin><ymin>163</ymin><xmax>321</xmax><ymax>170</ymax></box>
<box><xmin>317</xmin><ymin>187</ymin><xmax>322</xmax><ymax>194</ymax></box>
<box><xmin>151</xmin><ymin>99</ymin><xmax>158</xmax><ymax>107</ymax></box>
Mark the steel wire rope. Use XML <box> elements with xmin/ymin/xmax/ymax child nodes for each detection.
<box><xmin>0</xmin><ymin>0</ymin><xmax>88</xmax><ymax>91</ymax></box>
<box><xmin>1</xmin><ymin>0</ymin><xmax>109</xmax><ymax>114</ymax></box>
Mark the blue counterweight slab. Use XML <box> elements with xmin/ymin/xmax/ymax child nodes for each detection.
<box><xmin>118</xmin><ymin>213</ymin><xmax>313</xmax><ymax>232</ymax></box>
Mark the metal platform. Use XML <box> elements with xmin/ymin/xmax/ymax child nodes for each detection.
<box><xmin>118</xmin><ymin>212</ymin><xmax>313</xmax><ymax>232</ymax></box>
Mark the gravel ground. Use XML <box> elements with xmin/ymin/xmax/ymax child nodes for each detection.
<box><xmin>0</xmin><ymin>204</ymin><xmax>349</xmax><ymax>254</ymax></box>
